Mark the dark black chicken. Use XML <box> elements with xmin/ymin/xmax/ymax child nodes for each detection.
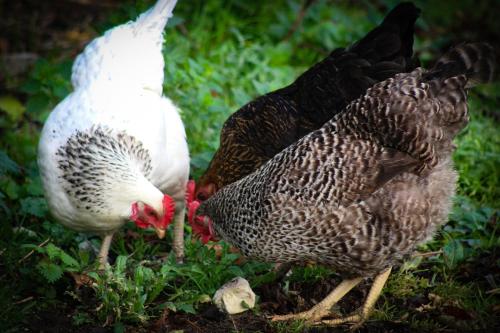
<box><xmin>196</xmin><ymin>2</ymin><xmax>420</xmax><ymax>200</ymax></box>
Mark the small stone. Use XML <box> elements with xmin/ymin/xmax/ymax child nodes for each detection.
<box><xmin>213</xmin><ymin>277</ymin><xmax>256</xmax><ymax>314</ymax></box>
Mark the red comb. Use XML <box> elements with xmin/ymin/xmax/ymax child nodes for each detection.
<box><xmin>159</xmin><ymin>194</ymin><xmax>176</xmax><ymax>229</ymax></box>
<box><xmin>191</xmin><ymin>215</ymin><xmax>213</xmax><ymax>244</ymax></box>
<box><xmin>185</xmin><ymin>180</ymin><xmax>196</xmax><ymax>207</ymax></box>
<box><xmin>186</xmin><ymin>200</ymin><xmax>211</xmax><ymax>244</ymax></box>
<box><xmin>187</xmin><ymin>200</ymin><xmax>200</xmax><ymax>227</ymax></box>
<box><xmin>199</xmin><ymin>218</ymin><xmax>213</xmax><ymax>244</ymax></box>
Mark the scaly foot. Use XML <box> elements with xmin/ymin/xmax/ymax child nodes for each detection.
<box><xmin>318</xmin><ymin>267</ymin><xmax>393</xmax><ymax>329</ymax></box>
<box><xmin>271</xmin><ymin>277</ymin><xmax>363</xmax><ymax>323</ymax></box>
<box><xmin>271</xmin><ymin>302</ymin><xmax>339</xmax><ymax>323</ymax></box>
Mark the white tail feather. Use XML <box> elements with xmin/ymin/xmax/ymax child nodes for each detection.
<box><xmin>71</xmin><ymin>0</ymin><xmax>179</xmax><ymax>93</ymax></box>
<box><xmin>134</xmin><ymin>0</ymin><xmax>178</xmax><ymax>35</ymax></box>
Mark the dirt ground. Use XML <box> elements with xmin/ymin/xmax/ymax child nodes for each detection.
<box><xmin>22</xmin><ymin>248</ymin><xmax>500</xmax><ymax>332</ymax></box>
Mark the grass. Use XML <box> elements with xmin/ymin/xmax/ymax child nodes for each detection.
<box><xmin>1</xmin><ymin>0</ymin><xmax>499</xmax><ymax>332</ymax></box>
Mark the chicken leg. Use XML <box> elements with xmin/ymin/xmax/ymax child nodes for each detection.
<box><xmin>273</xmin><ymin>262</ymin><xmax>293</xmax><ymax>281</ymax></box>
<box><xmin>172</xmin><ymin>203</ymin><xmax>185</xmax><ymax>263</ymax></box>
<box><xmin>271</xmin><ymin>276</ymin><xmax>363</xmax><ymax>323</ymax></box>
<box><xmin>98</xmin><ymin>233</ymin><xmax>114</xmax><ymax>269</ymax></box>
<box><xmin>320</xmin><ymin>267</ymin><xmax>392</xmax><ymax>328</ymax></box>
<box><xmin>271</xmin><ymin>267</ymin><xmax>392</xmax><ymax>326</ymax></box>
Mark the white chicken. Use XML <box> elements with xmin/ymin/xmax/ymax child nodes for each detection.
<box><xmin>38</xmin><ymin>0</ymin><xmax>189</xmax><ymax>267</ymax></box>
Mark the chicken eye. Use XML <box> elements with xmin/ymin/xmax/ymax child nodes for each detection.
<box><xmin>197</xmin><ymin>192</ymin><xmax>207</xmax><ymax>201</ymax></box>
<box><xmin>147</xmin><ymin>210</ymin><xmax>156</xmax><ymax>217</ymax></box>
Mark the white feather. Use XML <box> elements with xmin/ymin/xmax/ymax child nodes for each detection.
<box><xmin>38</xmin><ymin>0</ymin><xmax>188</xmax><ymax>234</ymax></box>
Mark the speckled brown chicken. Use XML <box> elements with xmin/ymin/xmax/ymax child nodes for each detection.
<box><xmin>196</xmin><ymin>2</ymin><xmax>421</xmax><ymax>200</ymax></box>
<box><xmin>191</xmin><ymin>43</ymin><xmax>496</xmax><ymax>327</ymax></box>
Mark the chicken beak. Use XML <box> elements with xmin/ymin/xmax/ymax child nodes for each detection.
<box><xmin>155</xmin><ymin>228</ymin><xmax>166</xmax><ymax>239</ymax></box>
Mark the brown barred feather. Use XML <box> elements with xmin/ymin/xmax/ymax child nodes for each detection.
<box><xmin>198</xmin><ymin>43</ymin><xmax>495</xmax><ymax>278</ymax></box>
<box><xmin>196</xmin><ymin>3</ymin><xmax>420</xmax><ymax>198</ymax></box>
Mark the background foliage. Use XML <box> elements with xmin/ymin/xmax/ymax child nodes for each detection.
<box><xmin>0</xmin><ymin>0</ymin><xmax>499</xmax><ymax>331</ymax></box>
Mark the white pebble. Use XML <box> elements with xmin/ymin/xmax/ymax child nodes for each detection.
<box><xmin>213</xmin><ymin>277</ymin><xmax>256</xmax><ymax>314</ymax></box>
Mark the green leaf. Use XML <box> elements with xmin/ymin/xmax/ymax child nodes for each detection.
<box><xmin>443</xmin><ymin>239</ymin><xmax>464</xmax><ymax>268</ymax></box>
<box><xmin>0</xmin><ymin>95</ymin><xmax>25</xmax><ymax>122</ymax></box>
<box><xmin>72</xmin><ymin>312</ymin><xmax>92</xmax><ymax>326</ymax></box>
<box><xmin>59</xmin><ymin>250</ymin><xmax>80</xmax><ymax>268</ymax></box>
<box><xmin>37</xmin><ymin>261</ymin><xmax>63</xmax><ymax>283</ymax></box>
<box><xmin>26</xmin><ymin>178</ymin><xmax>44</xmax><ymax>196</ymax></box>
<box><xmin>160</xmin><ymin>301</ymin><xmax>176</xmax><ymax>312</ymax></box>
<box><xmin>115</xmin><ymin>255</ymin><xmax>128</xmax><ymax>273</ymax></box>
<box><xmin>0</xmin><ymin>150</ymin><xmax>20</xmax><ymax>175</ymax></box>
<box><xmin>20</xmin><ymin>197</ymin><xmax>48</xmax><ymax>217</ymax></box>
<box><xmin>2</xmin><ymin>178</ymin><xmax>21</xmax><ymax>199</ymax></box>
<box><xmin>53</xmin><ymin>84</ymin><xmax>69</xmax><ymax>99</ymax></box>
<box><xmin>177</xmin><ymin>303</ymin><xmax>196</xmax><ymax>314</ymax></box>
<box><xmin>45</xmin><ymin>243</ymin><xmax>60</xmax><ymax>260</ymax></box>
<box><xmin>228</xmin><ymin>265</ymin><xmax>244</xmax><ymax>276</ymax></box>
<box><xmin>87</xmin><ymin>271</ymin><xmax>100</xmax><ymax>280</ymax></box>
<box><xmin>21</xmin><ymin>79</ymin><xmax>42</xmax><ymax>94</ymax></box>
<box><xmin>21</xmin><ymin>243</ymin><xmax>48</xmax><ymax>254</ymax></box>
<box><xmin>26</xmin><ymin>93</ymin><xmax>50</xmax><ymax>114</ymax></box>
<box><xmin>134</xmin><ymin>266</ymin><xmax>153</xmax><ymax>285</ymax></box>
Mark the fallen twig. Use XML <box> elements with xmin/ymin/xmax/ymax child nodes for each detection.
<box><xmin>412</xmin><ymin>250</ymin><xmax>443</xmax><ymax>258</ymax></box>
<box><xmin>486</xmin><ymin>288</ymin><xmax>500</xmax><ymax>295</ymax></box>
<box><xmin>229</xmin><ymin>315</ymin><xmax>240</xmax><ymax>333</ymax></box>
<box><xmin>186</xmin><ymin>319</ymin><xmax>203</xmax><ymax>333</ymax></box>
<box><xmin>18</xmin><ymin>238</ymin><xmax>51</xmax><ymax>263</ymax></box>
<box><xmin>14</xmin><ymin>296</ymin><xmax>34</xmax><ymax>305</ymax></box>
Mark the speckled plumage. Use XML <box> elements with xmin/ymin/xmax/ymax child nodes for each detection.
<box><xmin>197</xmin><ymin>3</ymin><xmax>421</xmax><ymax>197</ymax></box>
<box><xmin>56</xmin><ymin>126</ymin><xmax>154</xmax><ymax>215</ymax></box>
<box><xmin>197</xmin><ymin>43</ymin><xmax>495</xmax><ymax>278</ymax></box>
<box><xmin>38</xmin><ymin>0</ymin><xmax>189</xmax><ymax>262</ymax></box>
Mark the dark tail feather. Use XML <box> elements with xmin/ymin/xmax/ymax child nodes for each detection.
<box><xmin>350</xmin><ymin>2</ymin><xmax>421</xmax><ymax>65</ymax></box>
<box><xmin>378</xmin><ymin>2</ymin><xmax>421</xmax><ymax>59</ymax></box>
<box><xmin>426</xmin><ymin>43</ymin><xmax>496</xmax><ymax>87</ymax></box>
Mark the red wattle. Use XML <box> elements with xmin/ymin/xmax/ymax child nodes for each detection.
<box><xmin>130</xmin><ymin>202</ymin><xmax>149</xmax><ymax>229</ymax></box>
<box><xmin>186</xmin><ymin>196</ymin><xmax>217</xmax><ymax>244</ymax></box>
<box><xmin>187</xmin><ymin>200</ymin><xmax>200</xmax><ymax>226</ymax></box>
<box><xmin>159</xmin><ymin>194</ymin><xmax>176</xmax><ymax>229</ymax></box>
<box><xmin>185</xmin><ymin>179</ymin><xmax>196</xmax><ymax>206</ymax></box>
